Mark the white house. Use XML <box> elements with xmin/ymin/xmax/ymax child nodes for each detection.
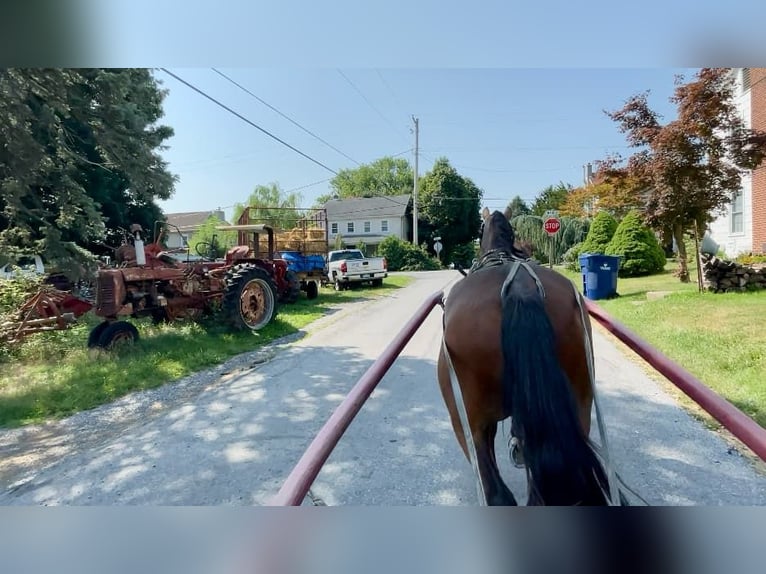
<box><xmin>323</xmin><ymin>194</ymin><xmax>412</xmax><ymax>252</ymax></box>
<box><xmin>707</xmin><ymin>68</ymin><xmax>764</xmax><ymax>257</ymax></box>
<box><xmin>163</xmin><ymin>210</ymin><xmax>228</xmax><ymax>249</ymax></box>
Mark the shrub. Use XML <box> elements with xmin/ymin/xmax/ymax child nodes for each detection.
<box><xmin>563</xmin><ymin>242</ymin><xmax>584</xmax><ymax>271</ymax></box>
<box><xmin>376</xmin><ymin>236</ymin><xmax>441</xmax><ymax>271</ymax></box>
<box><xmin>450</xmin><ymin>242</ymin><xmax>478</xmax><ymax>269</ymax></box>
<box><xmin>579</xmin><ymin>211</ymin><xmax>618</xmax><ymax>255</ymax></box>
<box><xmin>605</xmin><ymin>210</ymin><xmax>666</xmax><ymax>277</ymax></box>
<box><xmin>736</xmin><ymin>252</ymin><xmax>766</xmax><ymax>265</ymax></box>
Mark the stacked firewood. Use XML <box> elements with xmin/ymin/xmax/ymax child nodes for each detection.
<box><xmin>700</xmin><ymin>253</ymin><xmax>766</xmax><ymax>292</ymax></box>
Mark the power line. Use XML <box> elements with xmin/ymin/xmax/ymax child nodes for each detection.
<box><xmin>211</xmin><ymin>68</ymin><xmax>361</xmax><ymax>166</ymax></box>
<box><xmin>337</xmin><ymin>69</ymin><xmax>408</xmax><ymax>142</ymax></box>
<box><xmin>159</xmin><ymin>68</ymin><xmax>339</xmax><ymax>175</ymax></box>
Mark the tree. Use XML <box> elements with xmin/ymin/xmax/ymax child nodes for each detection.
<box><xmin>417</xmin><ymin>158</ymin><xmax>482</xmax><ymax>262</ymax></box>
<box><xmin>605</xmin><ymin>210</ymin><xmax>666</xmax><ymax>277</ymax></box>
<box><xmin>560</xmin><ymin>159</ymin><xmax>644</xmax><ymax>219</ymax></box>
<box><xmin>605</xmin><ymin>68</ymin><xmax>766</xmax><ymax>282</ymax></box>
<box><xmin>579</xmin><ymin>211</ymin><xmax>618</xmax><ymax>255</ymax></box>
<box><xmin>188</xmin><ymin>215</ymin><xmax>237</xmax><ymax>259</ymax></box>
<box><xmin>316</xmin><ymin>156</ymin><xmax>414</xmax><ymax>205</ymax></box>
<box><xmin>232</xmin><ymin>182</ymin><xmax>304</xmax><ymax>230</ymax></box>
<box><xmin>503</xmin><ymin>195</ymin><xmax>530</xmax><ymax>219</ymax></box>
<box><xmin>0</xmin><ymin>68</ymin><xmax>177</xmax><ymax>276</ymax></box>
<box><xmin>530</xmin><ymin>182</ymin><xmax>572</xmax><ymax>216</ymax></box>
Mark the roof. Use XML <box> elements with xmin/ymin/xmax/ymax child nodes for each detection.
<box><xmin>165</xmin><ymin>211</ymin><xmax>228</xmax><ymax>231</ymax></box>
<box><xmin>323</xmin><ymin>194</ymin><xmax>411</xmax><ymax>220</ymax></box>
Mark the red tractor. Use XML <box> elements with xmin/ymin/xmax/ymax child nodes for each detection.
<box><xmin>88</xmin><ymin>222</ymin><xmax>295</xmax><ymax>349</ymax></box>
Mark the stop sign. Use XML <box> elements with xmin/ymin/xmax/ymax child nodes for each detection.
<box><xmin>544</xmin><ymin>217</ymin><xmax>561</xmax><ymax>235</ymax></box>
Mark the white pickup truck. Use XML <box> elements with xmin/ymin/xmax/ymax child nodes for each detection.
<box><xmin>326</xmin><ymin>249</ymin><xmax>387</xmax><ymax>290</ymax></box>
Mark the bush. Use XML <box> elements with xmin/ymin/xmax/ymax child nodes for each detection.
<box><xmin>510</xmin><ymin>214</ymin><xmax>589</xmax><ymax>265</ymax></box>
<box><xmin>736</xmin><ymin>252</ymin><xmax>766</xmax><ymax>265</ymax></box>
<box><xmin>450</xmin><ymin>242</ymin><xmax>478</xmax><ymax>269</ymax></box>
<box><xmin>605</xmin><ymin>210</ymin><xmax>666</xmax><ymax>277</ymax></box>
<box><xmin>376</xmin><ymin>236</ymin><xmax>441</xmax><ymax>271</ymax></box>
<box><xmin>563</xmin><ymin>242</ymin><xmax>584</xmax><ymax>271</ymax></box>
<box><xmin>579</xmin><ymin>211</ymin><xmax>618</xmax><ymax>255</ymax></box>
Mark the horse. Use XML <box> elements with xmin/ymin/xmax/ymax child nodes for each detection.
<box><xmin>437</xmin><ymin>209</ymin><xmax>626</xmax><ymax>505</ymax></box>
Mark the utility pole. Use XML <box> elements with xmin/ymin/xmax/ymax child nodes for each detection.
<box><xmin>412</xmin><ymin>115</ymin><xmax>419</xmax><ymax>246</ymax></box>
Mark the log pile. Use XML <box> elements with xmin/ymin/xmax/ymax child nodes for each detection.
<box><xmin>700</xmin><ymin>253</ymin><xmax>766</xmax><ymax>292</ymax></box>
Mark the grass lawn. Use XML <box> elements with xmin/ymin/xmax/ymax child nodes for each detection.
<box><xmin>0</xmin><ymin>275</ymin><xmax>413</xmax><ymax>428</ymax></box>
<box><xmin>555</xmin><ymin>260</ymin><xmax>766</xmax><ymax>429</ymax></box>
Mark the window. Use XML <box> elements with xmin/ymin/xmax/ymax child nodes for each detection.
<box><xmin>381</xmin><ymin>220</ymin><xmax>389</xmax><ymax>232</ymax></box>
<box><xmin>731</xmin><ymin>189</ymin><xmax>744</xmax><ymax>233</ymax></box>
<box><xmin>331</xmin><ymin>223</ymin><xmax>338</xmax><ymax>234</ymax></box>
<box><xmin>347</xmin><ymin>222</ymin><xmax>354</xmax><ymax>233</ymax></box>
<box><xmin>364</xmin><ymin>221</ymin><xmax>371</xmax><ymax>233</ymax></box>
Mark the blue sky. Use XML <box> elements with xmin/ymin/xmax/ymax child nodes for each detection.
<box><xmin>155</xmin><ymin>68</ymin><xmax>699</xmax><ymax>221</ymax></box>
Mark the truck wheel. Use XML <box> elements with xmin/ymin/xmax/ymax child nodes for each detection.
<box><xmin>306</xmin><ymin>280</ymin><xmax>319</xmax><ymax>300</ymax></box>
<box><xmin>223</xmin><ymin>264</ymin><xmax>278</xmax><ymax>331</ymax></box>
<box><xmin>334</xmin><ymin>278</ymin><xmax>343</xmax><ymax>291</ymax></box>
<box><xmin>87</xmin><ymin>320</ymin><xmax>111</xmax><ymax>348</ymax></box>
<box><xmin>372</xmin><ymin>278</ymin><xmax>383</xmax><ymax>287</ymax></box>
<box><xmin>97</xmin><ymin>321</ymin><xmax>139</xmax><ymax>350</ymax></box>
<box><xmin>280</xmin><ymin>270</ymin><xmax>301</xmax><ymax>304</ymax></box>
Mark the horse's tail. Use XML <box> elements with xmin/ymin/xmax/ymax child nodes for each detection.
<box><xmin>500</xmin><ymin>271</ymin><xmax>611</xmax><ymax>505</ymax></box>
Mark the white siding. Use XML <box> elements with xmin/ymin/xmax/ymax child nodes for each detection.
<box><xmin>708</xmin><ymin>68</ymin><xmax>753</xmax><ymax>257</ymax></box>
<box><xmin>327</xmin><ymin>215</ymin><xmax>405</xmax><ymax>244</ymax></box>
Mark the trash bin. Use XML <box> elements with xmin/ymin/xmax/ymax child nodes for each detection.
<box><xmin>578</xmin><ymin>254</ymin><xmax>620</xmax><ymax>300</ymax></box>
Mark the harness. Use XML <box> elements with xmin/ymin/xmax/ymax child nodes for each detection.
<box><xmin>441</xmin><ymin>249</ymin><xmax>638</xmax><ymax>506</ymax></box>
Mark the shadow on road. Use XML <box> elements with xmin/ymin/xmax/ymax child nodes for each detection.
<box><xmin>1</xmin><ymin>337</ymin><xmax>765</xmax><ymax>506</ymax></box>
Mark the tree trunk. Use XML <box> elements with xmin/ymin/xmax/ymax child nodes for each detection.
<box><xmin>661</xmin><ymin>225</ymin><xmax>674</xmax><ymax>257</ymax></box>
<box><xmin>672</xmin><ymin>222</ymin><xmax>690</xmax><ymax>283</ymax></box>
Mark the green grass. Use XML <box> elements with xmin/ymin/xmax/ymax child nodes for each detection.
<box><xmin>555</xmin><ymin>260</ymin><xmax>766</xmax><ymax>429</ymax></box>
<box><xmin>0</xmin><ymin>275</ymin><xmax>413</xmax><ymax>428</ymax></box>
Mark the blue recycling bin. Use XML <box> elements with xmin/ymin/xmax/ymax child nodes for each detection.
<box><xmin>578</xmin><ymin>254</ymin><xmax>620</xmax><ymax>300</ymax></box>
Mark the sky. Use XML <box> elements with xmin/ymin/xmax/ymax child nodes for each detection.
<box><xmin>154</xmin><ymin>68</ymin><xmax>700</xmax><ymax>222</ymax></box>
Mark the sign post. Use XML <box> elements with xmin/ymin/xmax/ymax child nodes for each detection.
<box><xmin>433</xmin><ymin>237</ymin><xmax>443</xmax><ymax>261</ymax></box>
<box><xmin>543</xmin><ymin>211</ymin><xmax>561</xmax><ymax>269</ymax></box>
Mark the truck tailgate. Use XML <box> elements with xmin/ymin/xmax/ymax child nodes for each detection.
<box><xmin>347</xmin><ymin>259</ymin><xmax>384</xmax><ymax>274</ymax></box>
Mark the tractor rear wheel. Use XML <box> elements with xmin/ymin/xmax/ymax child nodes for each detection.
<box><xmin>280</xmin><ymin>270</ymin><xmax>301</xmax><ymax>304</ymax></box>
<box><xmin>223</xmin><ymin>264</ymin><xmax>278</xmax><ymax>331</ymax></box>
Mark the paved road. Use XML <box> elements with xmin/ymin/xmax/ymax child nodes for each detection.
<box><xmin>1</xmin><ymin>270</ymin><xmax>764</xmax><ymax>505</ymax></box>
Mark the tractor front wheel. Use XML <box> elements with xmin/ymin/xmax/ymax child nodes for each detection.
<box><xmin>87</xmin><ymin>320</ymin><xmax>111</xmax><ymax>348</ymax></box>
<box><xmin>97</xmin><ymin>321</ymin><xmax>139</xmax><ymax>350</ymax></box>
<box><xmin>305</xmin><ymin>280</ymin><xmax>318</xmax><ymax>300</ymax></box>
<box><xmin>223</xmin><ymin>265</ymin><xmax>278</xmax><ymax>331</ymax></box>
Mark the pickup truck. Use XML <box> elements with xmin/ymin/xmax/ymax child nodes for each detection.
<box><xmin>326</xmin><ymin>249</ymin><xmax>387</xmax><ymax>290</ymax></box>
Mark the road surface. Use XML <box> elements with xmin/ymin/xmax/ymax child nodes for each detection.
<box><xmin>0</xmin><ymin>270</ymin><xmax>764</xmax><ymax>505</ymax></box>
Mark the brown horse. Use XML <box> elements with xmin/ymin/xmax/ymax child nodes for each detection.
<box><xmin>437</xmin><ymin>209</ymin><xmax>625</xmax><ymax>505</ymax></box>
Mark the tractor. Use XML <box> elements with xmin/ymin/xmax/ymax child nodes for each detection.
<box><xmin>87</xmin><ymin>221</ymin><xmax>294</xmax><ymax>349</ymax></box>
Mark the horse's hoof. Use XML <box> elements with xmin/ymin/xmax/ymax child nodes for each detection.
<box><xmin>510</xmin><ymin>437</ymin><xmax>525</xmax><ymax>468</ymax></box>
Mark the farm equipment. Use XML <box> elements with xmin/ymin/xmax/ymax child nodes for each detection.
<box><xmin>87</xmin><ymin>221</ymin><xmax>292</xmax><ymax>349</ymax></box>
<box><xmin>0</xmin><ymin>286</ymin><xmax>93</xmax><ymax>345</ymax></box>
<box><xmin>235</xmin><ymin>207</ymin><xmax>329</xmax><ymax>301</ymax></box>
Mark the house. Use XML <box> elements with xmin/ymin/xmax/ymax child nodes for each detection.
<box><xmin>323</xmin><ymin>194</ymin><xmax>412</xmax><ymax>252</ymax></box>
<box><xmin>708</xmin><ymin>68</ymin><xmax>766</xmax><ymax>256</ymax></box>
<box><xmin>163</xmin><ymin>209</ymin><xmax>228</xmax><ymax>249</ymax></box>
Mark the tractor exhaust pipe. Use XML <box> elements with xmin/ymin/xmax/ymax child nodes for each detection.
<box><xmin>131</xmin><ymin>224</ymin><xmax>146</xmax><ymax>266</ymax></box>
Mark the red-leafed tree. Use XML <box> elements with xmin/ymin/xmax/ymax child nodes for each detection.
<box><xmin>604</xmin><ymin>68</ymin><xmax>766</xmax><ymax>282</ymax></box>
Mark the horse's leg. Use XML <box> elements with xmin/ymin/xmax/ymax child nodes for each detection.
<box><xmin>437</xmin><ymin>350</ymin><xmax>517</xmax><ymax>505</ymax></box>
<box><xmin>478</xmin><ymin>421</ymin><xmax>517</xmax><ymax>506</ymax></box>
